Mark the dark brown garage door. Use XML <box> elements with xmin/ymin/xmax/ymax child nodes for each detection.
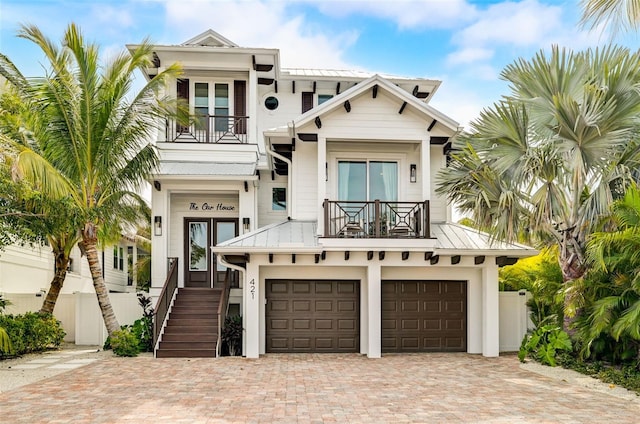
<box><xmin>266</xmin><ymin>280</ymin><xmax>359</xmax><ymax>353</ymax></box>
<box><xmin>382</xmin><ymin>280</ymin><xmax>466</xmax><ymax>352</ymax></box>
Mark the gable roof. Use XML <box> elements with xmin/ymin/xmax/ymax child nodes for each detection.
<box><xmin>289</xmin><ymin>74</ymin><xmax>460</xmax><ymax>134</ymax></box>
<box><xmin>181</xmin><ymin>29</ymin><xmax>239</xmax><ymax>48</ymax></box>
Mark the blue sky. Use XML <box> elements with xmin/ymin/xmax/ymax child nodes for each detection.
<box><xmin>0</xmin><ymin>0</ymin><xmax>633</xmax><ymax>128</ymax></box>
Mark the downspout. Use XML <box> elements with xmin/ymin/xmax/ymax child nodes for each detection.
<box><xmin>265</xmin><ymin>138</ymin><xmax>293</xmax><ymax>219</ymax></box>
<box><xmin>216</xmin><ymin>253</ymin><xmax>246</xmax><ymax>357</ymax></box>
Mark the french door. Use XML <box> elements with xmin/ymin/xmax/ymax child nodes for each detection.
<box><xmin>184</xmin><ymin>218</ymin><xmax>238</xmax><ymax>288</ymax></box>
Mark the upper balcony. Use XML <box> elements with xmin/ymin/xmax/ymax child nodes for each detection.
<box><xmin>165</xmin><ymin>115</ymin><xmax>250</xmax><ymax>144</ymax></box>
<box><xmin>323</xmin><ymin>199</ymin><xmax>431</xmax><ymax>239</ymax></box>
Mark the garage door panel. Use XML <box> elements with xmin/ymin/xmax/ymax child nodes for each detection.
<box><xmin>266</xmin><ymin>280</ymin><xmax>360</xmax><ymax>353</ymax></box>
<box><xmin>383</xmin><ymin>280</ymin><xmax>466</xmax><ymax>353</ymax></box>
<box><xmin>423</xmin><ymin>300</ymin><xmax>441</xmax><ymax>312</ymax></box>
<box><xmin>338</xmin><ymin>281</ymin><xmax>356</xmax><ymax>294</ymax></box>
<box><xmin>293</xmin><ymin>282</ymin><xmax>311</xmax><ymax>293</ymax></box>
<box><xmin>315</xmin><ymin>300</ymin><xmax>333</xmax><ymax>312</ymax></box>
<box><xmin>338</xmin><ymin>300</ymin><xmax>357</xmax><ymax>312</ymax></box>
<box><xmin>269</xmin><ymin>299</ymin><xmax>289</xmax><ymax>312</ymax></box>
<box><xmin>293</xmin><ymin>300</ymin><xmax>311</xmax><ymax>312</ymax></box>
<box><xmin>293</xmin><ymin>319</ymin><xmax>310</xmax><ymax>330</ymax></box>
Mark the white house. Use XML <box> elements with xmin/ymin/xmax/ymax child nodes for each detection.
<box><xmin>140</xmin><ymin>30</ymin><xmax>537</xmax><ymax>359</ymax></box>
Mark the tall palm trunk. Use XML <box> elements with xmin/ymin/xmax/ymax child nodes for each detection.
<box><xmin>81</xmin><ymin>223</ymin><xmax>120</xmax><ymax>336</ymax></box>
<box><xmin>559</xmin><ymin>232</ymin><xmax>587</xmax><ymax>333</ymax></box>
<box><xmin>39</xmin><ymin>250</ymin><xmax>69</xmax><ymax>314</ymax></box>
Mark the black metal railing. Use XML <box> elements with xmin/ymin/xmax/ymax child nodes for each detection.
<box><xmin>166</xmin><ymin>115</ymin><xmax>249</xmax><ymax>143</ymax></box>
<box><xmin>323</xmin><ymin>199</ymin><xmax>430</xmax><ymax>238</ymax></box>
<box><xmin>153</xmin><ymin>257</ymin><xmax>178</xmax><ymax>351</ymax></box>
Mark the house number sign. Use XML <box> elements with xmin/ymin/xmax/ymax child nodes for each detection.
<box><xmin>249</xmin><ymin>278</ymin><xmax>256</xmax><ymax>299</ymax></box>
<box><xmin>189</xmin><ymin>202</ymin><xmax>236</xmax><ymax>211</ymax></box>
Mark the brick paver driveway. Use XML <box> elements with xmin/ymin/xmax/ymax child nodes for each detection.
<box><xmin>1</xmin><ymin>353</ymin><xmax>639</xmax><ymax>423</ymax></box>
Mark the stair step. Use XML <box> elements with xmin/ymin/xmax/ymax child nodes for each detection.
<box><xmin>169</xmin><ymin>312</ymin><xmax>216</xmax><ymax>319</ymax></box>
<box><xmin>163</xmin><ymin>325</ymin><xmax>217</xmax><ymax>334</ymax></box>
<box><xmin>170</xmin><ymin>306</ymin><xmax>216</xmax><ymax>313</ymax></box>
<box><xmin>159</xmin><ymin>341</ymin><xmax>217</xmax><ymax>350</ymax></box>
<box><xmin>165</xmin><ymin>318</ymin><xmax>216</xmax><ymax>326</ymax></box>
<box><xmin>156</xmin><ymin>349</ymin><xmax>216</xmax><ymax>358</ymax></box>
<box><xmin>162</xmin><ymin>333</ymin><xmax>218</xmax><ymax>342</ymax></box>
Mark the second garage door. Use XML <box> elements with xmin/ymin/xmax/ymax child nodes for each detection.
<box><xmin>266</xmin><ymin>280</ymin><xmax>360</xmax><ymax>353</ymax></box>
<box><xmin>382</xmin><ymin>280</ymin><xmax>467</xmax><ymax>352</ymax></box>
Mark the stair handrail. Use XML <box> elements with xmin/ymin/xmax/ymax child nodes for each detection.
<box><xmin>153</xmin><ymin>257</ymin><xmax>179</xmax><ymax>351</ymax></box>
<box><xmin>216</xmin><ymin>268</ymin><xmax>232</xmax><ymax>357</ymax></box>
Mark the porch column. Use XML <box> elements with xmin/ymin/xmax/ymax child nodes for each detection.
<box><xmin>151</xmin><ymin>186</ymin><xmax>169</xmax><ymax>302</ymax></box>
<box><xmin>317</xmin><ymin>136</ymin><xmax>327</xmax><ymax>236</ymax></box>
<box><xmin>482</xmin><ymin>261</ymin><xmax>500</xmax><ymax>357</ymax></box>
<box><xmin>367</xmin><ymin>263</ymin><xmax>381</xmax><ymax>358</ymax></box>
<box><xmin>467</xmin><ymin>272</ymin><xmax>482</xmax><ymax>354</ymax></box>
<box><xmin>420</xmin><ymin>136</ymin><xmax>431</xmax><ymax>201</ymax></box>
<box><xmin>244</xmin><ymin>261</ymin><xmax>260</xmax><ymax>358</ymax></box>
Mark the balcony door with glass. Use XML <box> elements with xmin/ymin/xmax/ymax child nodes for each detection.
<box><xmin>338</xmin><ymin>161</ymin><xmax>398</xmax><ymax>202</ymax></box>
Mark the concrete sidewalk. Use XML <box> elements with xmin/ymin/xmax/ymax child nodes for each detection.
<box><xmin>1</xmin><ymin>352</ymin><xmax>639</xmax><ymax>423</ymax></box>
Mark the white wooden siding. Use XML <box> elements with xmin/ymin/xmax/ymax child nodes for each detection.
<box><xmin>430</xmin><ymin>145</ymin><xmax>448</xmax><ymax>222</ymax></box>
<box><xmin>257</xmin><ymin>174</ymin><xmax>289</xmax><ymax>226</ymax></box>
<box><xmin>292</xmin><ymin>141</ymin><xmax>318</xmax><ymax>220</ymax></box>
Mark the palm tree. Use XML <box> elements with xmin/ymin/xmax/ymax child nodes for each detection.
<box><xmin>437</xmin><ymin>46</ymin><xmax>640</xmax><ymax>326</ymax></box>
<box><xmin>577</xmin><ymin>184</ymin><xmax>640</xmax><ymax>362</ymax></box>
<box><xmin>0</xmin><ymin>23</ymin><xmax>181</xmax><ymax>336</ymax></box>
<box><xmin>580</xmin><ymin>0</ymin><xmax>640</xmax><ymax>34</ymax></box>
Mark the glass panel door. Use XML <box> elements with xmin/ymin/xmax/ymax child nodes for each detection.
<box><xmin>214</xmin><ymin>220</ymin><xmax>238</xmax><ymax>287</ymax></box>
<box><xmin>194</xmin><ymin>83</ymin><xmax>209</xmax><ymax>131</ymax></box>
<box><xmin>189</xmin><ymin>222</ymin><xmax>208</xmax><ymax>271</ymax></box>
<box><xmin>184</xmin><ymin>219</ymin><xmax>212</xmax><ymax>288</ymax></box>
<box><xmin>214</xmin><ymin>83</ymin><xmax>229</xmax><ymax>131</ymax></box>
<box><xmin>369</xmin><ymin>161</ymin><xmax>398</xmax><ymax>201</ymax></box>
<box><xmin>338</xmin><ymin>161</ymin><xmax>366</xmax><ymax>201</ymax></box>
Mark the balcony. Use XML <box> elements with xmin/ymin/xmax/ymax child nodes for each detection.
<box><xmin>323</xmin><ymin>200</ymin><xmax>430</xmax><ymax>238</ymax></box>
<box><xmin>166</xmin><ymin>115</ymin><xmax>249</xmax><ymax>143</ymax></box>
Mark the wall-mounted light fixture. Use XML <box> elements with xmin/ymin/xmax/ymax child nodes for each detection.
<box><xmin>243</xmin><ymin>217</ymin><xmax>251</xmax><ymax>231</ymax></box>
<box><xmin>410</xmin><ymin>164</ymin><xmax>417</xmax><ymax>183</ymax></box>
<box><xmin>154</xmin><ymin>216</ymin><xmax>162</xmax><ymax>236</ymax></box>
<box><xmin>153</xmin><ymin>180</ymin><xmax>161</xmax><ymax>191</ymax></box>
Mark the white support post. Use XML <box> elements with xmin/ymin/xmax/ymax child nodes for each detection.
<box><xmin>244</xmin><ymin>261</ymin><xmax>260</xmax><ymax>358</ymax></box>
<box><xmin>421</xmin><ymin>136</ymin><xmax>431</xmax><ymax>201</ymax></box>
<box><xmin>467</xmin><ymin>274</ymin><xmax>482</xmax><ymax>354</ymax></box>
<box><xmin>317</xmin><ymin>136</ymin><xmax>327</xmax><ymax>236</ymax></box>
<box><xmin>482</xmin><ymin>261</ymin><xmax>500</xmax><ymax>357</ymax></box>
<box><xmin>367</xmin><ymin>264</ymin><xmax>381</xmax><ymax>358</ymax></box>
<box><xmin>151</xmin><ymin>187</ymin><xmax>169</xmax><ymax>303</ymax></box>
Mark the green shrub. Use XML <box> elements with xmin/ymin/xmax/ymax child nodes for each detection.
<box><xmin>221</xmin><ymin>315</ymin><xmax>242</xmax><ymax>356</ymax></box>
<box><xmin>519</xmin><ymin>324</ymin><xmax>572</xmax><ymax>366</ymax></box>
<box><xmin>109</xmin><ymin>328</ymin><xmax>140</xmax><ymax>357</ymax></box>
<box><xmin>0</xmin><ymin>312</ymin><xmax>65</xmax><ymax>356</ymax></box>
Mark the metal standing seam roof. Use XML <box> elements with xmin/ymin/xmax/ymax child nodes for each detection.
<box><xmin>215</xmin><ymin>221</ymin><xmax>319</xmax><ymax>250</ymax></box>
<box><xmin>214</xmin><ymin>220</ymin><xmax>536</xmax><ymax>256</ymax></box>
<box><xmin>159</xmin><ymin>161</ymin><xmax>257</xmax><ymax>176</ymax></box>
<box><xmin>282</xmin><ymin>68</ymin><xmax>434</xmax><ymax>82</ymax></box>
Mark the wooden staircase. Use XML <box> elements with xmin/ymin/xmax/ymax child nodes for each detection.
<box><xmin>156</xmin><ymin>288</ymin><xmax>221</xmax><ymax>358</ymax></box>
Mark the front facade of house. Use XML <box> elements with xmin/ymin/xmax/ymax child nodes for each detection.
<box><xmin>142</xmin><ymin>30</ymin><xmax>536</xmax><ymax>359</ymax></box>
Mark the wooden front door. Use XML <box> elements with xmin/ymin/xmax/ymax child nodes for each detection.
<box><xmin>184</xmin><ymin>218</ymin><xmax>238</xmax><ymax>288</ymax></box>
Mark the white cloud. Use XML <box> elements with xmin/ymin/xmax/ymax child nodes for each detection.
<box><xmin>308</xmin><ymin>0</ymin><xmax>478</xmax><ymax>30</ymax></box>
<box><xmin>162</xmin><ymin>0</ymin><xmax>359</xmax><ymax>69</ymax></box>
<box><xmin>446</xmin><ymin>47</ymin><xmax>494</xmax><ymax>66</ymax></box>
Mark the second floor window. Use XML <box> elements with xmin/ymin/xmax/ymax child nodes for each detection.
<box><xmin>338</xmin><ymin>161</ymin><xmax>398</xmax><ymax>202</ymax></box>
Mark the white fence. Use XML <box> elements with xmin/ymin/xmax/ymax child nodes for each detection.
<box><xmin>499</xmin><ymin>290</ymin><xmax>533</xmax><ymax>352</ymax></box>
<box><xmin>4</xmin><ymin>292</ymin><xmax>141</xmax><ymax>346</ymax></box>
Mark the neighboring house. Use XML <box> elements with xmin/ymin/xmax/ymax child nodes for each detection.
<box><xmin>139</xmin><ymin>29</ymin><xmax>537</xmax><ymax>359</ymax></box>
<box><xmin>0</xmin><ymin>240</ymin><xmax>139</xmax><ymax>296</ymax></box>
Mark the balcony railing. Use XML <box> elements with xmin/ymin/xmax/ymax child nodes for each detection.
<box><xmin>166</xmin><ymin>115</ymin><xmax>249</xmax><ymax>143</ymax></box>
<box><xmin>323</xmin><ymin>199</ymin><xmax>430</xmax><ymax>238</ymax></box>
